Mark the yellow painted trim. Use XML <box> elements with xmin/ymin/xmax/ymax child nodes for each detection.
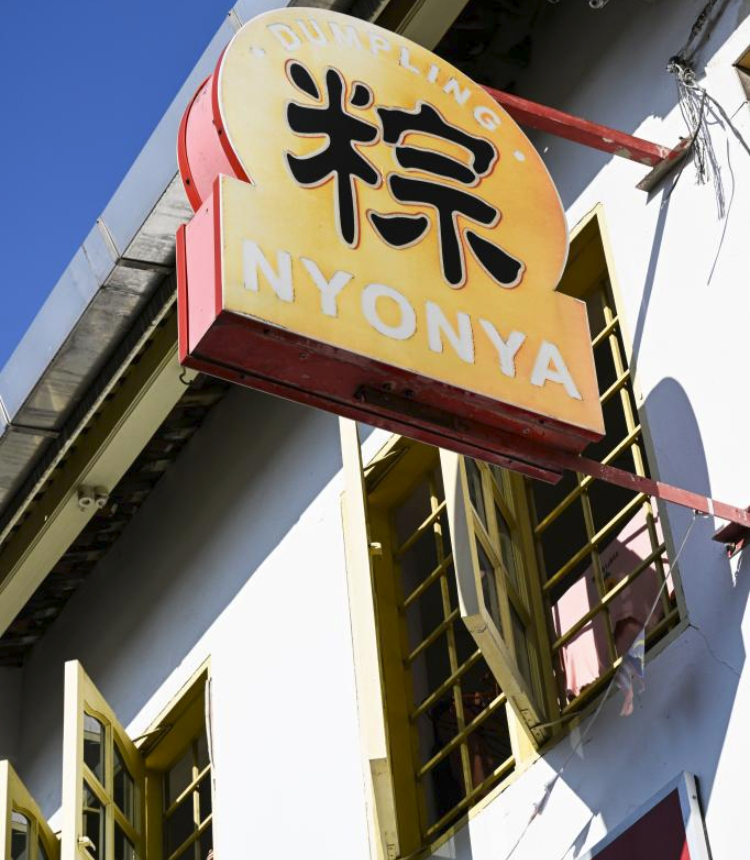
<box><xmin>0</xmin><ymin>312</ymin><xmax>197</xmax><ymax>639</ymax></box>
<box><xmin>138</xmin><ymin>660</ymin><xmax>212</xmax><ymax>860</ymax></box>
<box><xmin>340</xmin><ymin>419</ymin><xmax>400</xmax><ymax>860</ymax></box>
<box><xmin>61</xmin><ymin>662</ymin><xmax>145</xmax><ymax>860</ymax></box>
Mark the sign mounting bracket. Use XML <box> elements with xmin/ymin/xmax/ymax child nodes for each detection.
<box><xmin>483</xmin><ymin>86</ymin><xmax>694</xmax><ymax>191</ymax></box>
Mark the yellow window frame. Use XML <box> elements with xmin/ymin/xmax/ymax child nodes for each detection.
<box><xmin>342</xmin><ymin>425</ymin><xmax>542</xmax><ymax>858</ymax></box>
<box><xmin>61</xmin><ymin>662</ymin><xmax>145</xmax><ymax>860</ymax></box>
<box><xmin>1</xmin><ymin>760</ymin><xmax>59</xmax><ymax>860</ymax></box>
<box><xmin>138</xmin><ymin>663</ymin><xmax>213</xmax><ymax>860</ymax></box>
<box><xmin>534</xmin><ymin>206</ymin><xmax>685</xmax><ymax>715</ymax></box>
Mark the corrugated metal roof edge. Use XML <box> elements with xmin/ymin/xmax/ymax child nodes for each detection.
<box><xmin>0</xmin><ymin>0</ymin><xmax>357</xmax><ymax>516</ymax></box>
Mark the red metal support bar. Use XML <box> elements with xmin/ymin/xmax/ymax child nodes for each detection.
<box><xmin>538</xmin><ymin>448</ymin><xmax>750</xmax><ymax>553</ymax></box>
<box><xmin>483</xmin><ymin>85</ymin><xmax>693</xmax><ymax>191</ymax></box>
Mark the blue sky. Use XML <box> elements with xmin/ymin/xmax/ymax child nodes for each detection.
<box><xmin>0</xmin><ymin>0</ymin><xmax>233</xmax><ymax>368</ymax></box>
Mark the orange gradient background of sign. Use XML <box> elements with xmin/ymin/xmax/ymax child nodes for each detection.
<box><xmin>210</xmin><ymin>9</ymin><xmax>603</xmax><ymax>436</ymax></box>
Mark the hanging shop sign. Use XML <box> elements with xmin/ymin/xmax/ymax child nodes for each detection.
<box><xmin>176</xmin><ymin>8</ymin><xmax>604</xmax><ymax>480</ymax></box>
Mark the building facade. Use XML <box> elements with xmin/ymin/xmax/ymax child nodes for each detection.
<box><xmin>1</xmin><ymin>2</ymin><xmax>749</xmax><ymax>860</ymax></box>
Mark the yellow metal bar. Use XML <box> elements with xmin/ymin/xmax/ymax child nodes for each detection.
<box><xmin>599</xmin><ymin>369</ymin><xmax>631</xmax><ymax>407</ymax></box>
<box><xmin>551</xmin><ymin>542</ymin><xmax>667</xmax><ymax>653</ymax></box>
<box><xmin>534</xmin><ymin>424</ymin><xmax>642</xmax><ymax>537</ymax></box>
<box><xmin>405</xmin><ymin>608</ymin><xmax>460</xmax><ymax>665</ymax></box>
<box><xmin>164</xmin><ymin>764</ymin><xmax>211</xmax><ymax>819</ymax></box>
<box><xmin>417</xmin><ymin>693</ymin><xmax>507</xmax><ymax>779</ymax></box>
<box><xmin>410</xmin><ymin>651</ymin><xmax>483</xmax><ymax>722</ymax></box>
<box><xmin>402</xmin><ymin>554</ymin><xmax>454</xmax><ymax>610</ymax></box>
<box><xmin>423</xmin><ymin>756</ymin><xmax>515</xmax><ymax>839</ymax></box>
<box><xmin>559</xmin><ymin>609</ymin><xmax>679</xmax><ymax>717</ymax></box>
<box><xmin>579</xmin><ymin>484</ymin><xmax>618</xmax><ymax>666</ymax></box>
<box><xmin>543</xmin><ymin>493</ymin><xmax>647</xmax><ymax>594</ymax></box>
<box><xmin>591</xmin><ymin>314</ymin><xmax>619</xmax><ymax>348</ymax></box>
<box><xmin>395</xmin><ymin>500</ymin><xmax>447</xmax><ymax>558</ymax></box>
<box><xmin>429</xmin><ymin>473</ymin><xmax>474</xmax><ymax>800</ymax></box>
<box><xmin>165</xmin><ymin>814</ymin><xmax>212</xmax><ymax>860</ymax></box>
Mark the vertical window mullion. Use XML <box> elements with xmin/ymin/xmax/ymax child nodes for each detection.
<box><xmin>192</xmin><ymin>740</ymin><xmax>201</xmax><ymax>860</ymax></box>
<box><xmin>428</xmin><ymin>473</ymin><xmax>473</xmax><ymax>798</ymax></box>
<box><xmin>105</xmin><ymin>721</ymin><xmax>114</xmax><ymax>860</ymax></box>
<box><xmin>578</xmin><ymin>483</ymin><xmax>619</xmax><ymax>666</ymax></box>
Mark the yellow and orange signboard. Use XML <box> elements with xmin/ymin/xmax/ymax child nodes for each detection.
<box><xmin>177</xmin><ymin>9</ymin><xmax>603</xmax><ymax>476</ymax></box>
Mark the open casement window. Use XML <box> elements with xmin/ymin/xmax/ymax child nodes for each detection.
<box><xmin>1</xmin><ymin>760</ymin><xmax>59</xmax><ymax>860</ymax></box>
<box><xmin>139</xmin><ymin>667</ymin><xmax>213</xmax><ymax>860</ymax></box>
<box><xmin>354</xmin><ymin>434</ymin><xmax>540</xmax><ymax>853</ymax></box>
<box><xmin>61</xmin><ymin>662</ymin><xmax>144</xmax><ymax>860</ymax></box>
<box><xmin>440</xmin><ymin>451</ymin><xmax>550</xmax><ymax>746</ymax></box>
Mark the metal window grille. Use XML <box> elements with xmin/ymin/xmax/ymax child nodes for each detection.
<box><xmin>531</xmin><ymin>279</ymin><xmax>678</xmax><ymax>713</ymax></box>
<box><xmin>370</xmin><ymin>458</ymin><xmax>516</xmax><ymax>846</ymax></box>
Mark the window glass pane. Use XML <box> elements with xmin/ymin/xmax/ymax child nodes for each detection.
<box><xmin>510</xmin><ymin>605</ymin><xmax>532</xmax><ymax>689</ymax></box>
<box><xmin>465</xmin><ymin>460</ymin><xmax>487</xmax><ymax>530</ymax></box>
<box><xmin>494</xmin><ymin>504</ymin><xmax>520</xmax><ymax>594</ymax></box>
<box><xmin>114</xmin><ymin>743</ymin><xmax>136</xmax><ymax>825</ymax></box>
<box><xmin>38</xmin><ymin>839</ymin><xmax>49</xmax><ymax>860</ymax></box>
<box><xmin>114</xmin><ymin>824</ymin><xmax>136</xmax><ymax>860</ymax></box>
<box><xmin>83</xmin><ymin>781</ymin><xmax>106</xmax><ymax>860</ymax></box>
<box><xmin>165</xmin><ymin>797</ymin><xmax>194</xmax><ymax>858</ymax></box>
<box><xmin>476</xmin><ymin>541</ymin><xmax>503</xmax><ymax>637</ymax></box>
<box><xmin>165</xmin><ymin>749</ymin><xmax>193</xmax><ymax>808</ymax></box>
<box><xmin>10</xmin><ymin>811</ymin><xmax>30</xmax><ymax>860</ymax></box>
<box><xmin>83</xmin><ymin>714</ymin><xmax>105</xmax><ymax>785</ymax></box>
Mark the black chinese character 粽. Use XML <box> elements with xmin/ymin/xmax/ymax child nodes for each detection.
<box><xmin>285</xmin><ymin>61</ymin><xmax>380</xmax><ymax>247</ymax></box>
<box><xmin>371</xmin><ymin>102</ymin><xmax>525</xmax><ymax>289</ymax></box>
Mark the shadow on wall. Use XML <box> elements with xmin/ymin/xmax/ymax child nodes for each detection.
<box><xmin>17</xmin><ymin>386</ymin><xmax>369</xmax><ymax>813</ymax></box>
<box><xmin>547</xmin><ymin>376</ymin><xmax>747</xmax><ymax>857</ymax></box>
<box><xmin>514</xmin><ymin>0</ymin><xmax>750</xmax><ymax>208</ymax></box>
<box><xmin>444</xmin><ymin>377</ymin><xmax>747</xmax><ymax>860</ymax></box>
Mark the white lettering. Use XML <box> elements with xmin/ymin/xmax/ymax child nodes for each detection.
<box><xmin>361</xmin><ymin>283</ymin><xmax>416</xmax><ymax>341</ymax></box>
<box><xmin>426</xmin><ymin>302</ymin><xmax>474</xmax><ymax>363</ymax></box>
<box><xmin>243</xmin><ymin>241</ymin><xmax>294</xmax><ymax>302</ymax></box>
<box><xmin>301</xmin><ymin>258</ymin><xmax>352</xmax><ymax>317</ymax></box>
<box><xmin>530</xmin><ymin>341</ymin><xmax>582</xmax><ymax>399</ymax></box>
<box><xmin>267</xmin><ymin>23</ymin><xmax>301</xmax><ymax>51</ymax></box>
<box><xmin>427</xmin><ymin>63</ymin><xmax>440</xmax><ymax>83</ymax></box>
<box><xmin>480</xmin><ymin>321</ymin><xmax>525</xmax><ymax>377</ymax></box>
<box><xmin>443</xmin><ymin>77</ymin><xmax>470</xmax><ymax>106</ymax></box>
<box><xmin>329</xmin><ymin>22</ymin><xmax>362</xmax><ymax>50</ymax></box>
<box><xmin>297</xmin><ymin>18</ymin><xmax>327</xmax><ymax>45</ymax></box>
<box><xmin>474</xmin><ymin>106</ymin><xmax>501</xmax><ymax>132</ymax></box>
<box><xmin>399</xmin><ymin>47</ymin><xmax>420</xmax><ymax>74</ymax></box>
<box><xmin>368</xmin><ymin>32</ymin><xmax>391</xmax><ymax>56</ymax></box>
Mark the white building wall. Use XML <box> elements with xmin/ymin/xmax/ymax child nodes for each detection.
<box><xmin>9</xmin><ymin>388</ymin><xmax>371</xmax><ymax>860</ymax></box>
